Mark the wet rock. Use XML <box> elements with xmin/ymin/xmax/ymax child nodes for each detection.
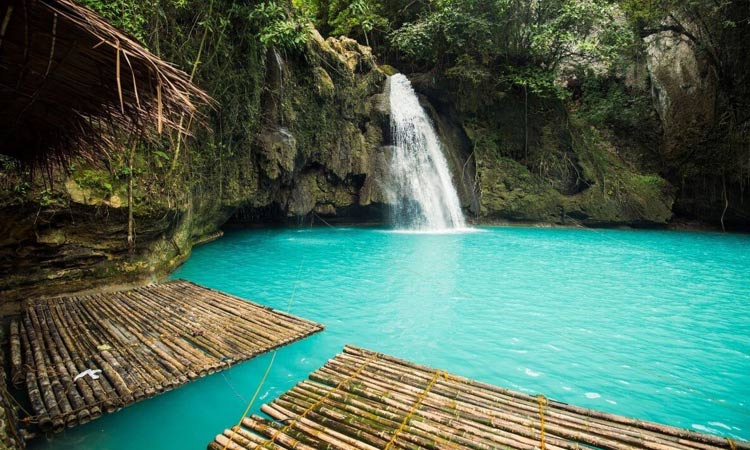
<box><xmin>258</xmin><ymin>128</ymin><xmax>297</xmax><ymax>181</ymax></box>
<box><xmin>644</xmin><ymin>31</ymin><xmax>717</xmax><ymax>160</ymax></box>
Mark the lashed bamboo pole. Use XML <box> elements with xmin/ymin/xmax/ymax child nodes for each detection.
<box><xmin>324</xmin><ymin>355</ymin><xmax>697</xmax><ymax>450</ymax></box>
<box><xmin>340</xmin><ymin>348</ymin><xmax>736</xmax><ymax>450</ymax></box>
<box><xmin>241</xmin><ymin>417</ymin><xmax>318</xmax><ymax>450</ymax></box>
<box><xmin>263</xmin><ymin>402</ymin><xmax>378</xmax><ymax>450</ymax></box>
<box><xmin>31</xmin><ymin>305</ymin><xmax>91</xmax><ymax>426</ymax></box>
<box><xmin>346</xmin><ymin>347</ymin><xmax>745</xmax><ymax>450</ymax></box>
<box><xmin>43</xmin><ymin>303</ymin><xmax>102</xmax><ymax>420</ymax></box>
<box><xmin>10</xmin><ymin>319</ymin><xmax>24</xmax><ymax>387</ymax></box>
<box><xmin>284</xmin><ymin>384</ymin><xmax>488</xmax><ymax>450</ymax></box>
<box><xmin>130</xmin><ymin>285</ymin><xmax>261</xmax><ymax>374</ymax></box>
<box><xmin>16</xmin><ymin>280</ymin><xmax>322</xmax><ymax>434</ymax></box>
<box><xmin>177</xmin><ymin>281</ymin><xmax>320</xmax><ymax>331</ymax></box>
<box><xmin>94</xmin><ymin>292</ymin><xmax>179</xmax><ymax>389</ymax></box>
<box><xmin>93</xmin><ymin>294</ymin><xmax>177</xmax><ymax>385</ymax></box>
<box><xmin>66</xmin><ymin>296</ymin><xmax>140</xmax><ymax>401</ymax></box>
<box><xmin>145</xmin><ymin>284</ymin><xmax>286</xmax><ymax>348</ymax></box>
<box><xmin>311</xmin><ymin>367</ymin><xmax>555</xmax><ymax>450</ymax></box>
<box><xmin>53</xmin><ymin>297</ymin><xmax>120</xmax><ymax>413</ymax></box>
<box><xmin>22</xmin><ymin>315</ymin><xmax>65</xmax><ymax>432</ymax></box>
<box><xmin>20</xmin><ymin>322</ymin><xmax>53</xmax><ymax>432</ymax></box>
<box><xmin>86</xmin><ymin>293</ymin><xmax>177</xmax><ymax>392</ymax></box>
<box><xmin>342</xmin><ymin>354</ymin><xmax>714</xmax><ymax>450</ymax></box>
<box><xmin>289</xmin><ymin>382</ymin><xmax>447</xmax><ymax>449</ymax></box>
<box><xmin>96</xmin><ymin>291</ymin><xmax>190</xmax><ymax>385</ymax></box>
<box><xmin>247</xmin><ymin>414</ymin><xmax>333</xmax><ymax>450</ymax></box>
<box><xmin>129</xmin><ymin>287</ymin><xmax>240</xmax><ymax>360</ymax></box>
<box><xmin>210</xmin><ymin>347</ymin><xmax>748</xmax><ymax>450</ymax></box>
<box><xmin>328</xmin><ymin>356</ymin><xmax>625</xmax><ymax>446</ymax></box>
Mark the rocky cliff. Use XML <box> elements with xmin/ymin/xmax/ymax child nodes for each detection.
<box><xmin>0</xmin><ymin>30</ymin><xmax>390</xmax><ymax>311</ymax></box>
<box><xmin>4</xmin><ymin>2</ymin><xmax>746</xmax><ymax>310</ymax></box>
<box><xmin>643</xmin><ymin>29</ymin><xmax>750</xmax><ymax>228</ymax></box>
<box><xmin>409</xmin><ymin>73</ymin><xmax>675</xmax><ymax>228</ymax></box>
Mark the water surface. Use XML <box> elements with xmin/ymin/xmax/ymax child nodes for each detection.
<box><xmin>32</xmin><ymin>226</ymin><xmax>750</xmax><ymax>449</ymax></box>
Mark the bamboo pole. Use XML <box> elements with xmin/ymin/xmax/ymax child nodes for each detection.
<box><xmin>344</xmin><ymin>346</ymin><xmax>745</xmax><ymax>450</ymax></box>
<box><xmin>209</xmin><ymin>347</ymin><xmax>747</xmax><ymax>450</ymax></box>
<box><xmin>45</xmin><ymin>302</ymin><xmax>103</xmax><ymax>419</ymax></box>
<box><xmin>328</xmin><ymin>356</ymin><xmax>700</xmax><ymax>450</ymax></box>
<box><xmin>119</xmin><ymin>288</ymin><xmax>212</xmax><ymax>365</ymax></box>
<box><xmin>22</xmin><ymin>315</ymin><xmax>66</xmax><ymax>432</ymax></box>
<box><xmin>241</xmin><ymin>417</ymin><xmax>318</xmax><ymax>450</ymax></box>
<box><xmin>284</xmin><ymin>384</ymin><xmax>483</xmax><ymax>450</ymax></box>
<box><xmin>97</xmin><ymin>291</ymin><xmax>190</xmax><ymax>385</ymax></box>
<box><xmin>310</xmin><ymin>368</ymin><xmax>555</xmax><ymax>450</ymax></box>
<box><xmin>33</xmin><ymin>305</ymin><xmax>91</xmax><ymax>426</ymax></box>
<box><xmin>64</xmin><ymin>297</ymin><xmax>134</xmax><ymax>404</ymax></box>
<box><xmin>143</xmin><ymin>284</ymin><xmax>284</xmax><ymax>351</ymax></box>
<box><xmin>86</xmin><ymin>293</ymin><xmax>176</xmax><ymax>392</ymax></box>
<box><xmin>18</xmin><ymin>281</ymin><xmax>322</xmax><ymax>435</ymax></box>
<box><xmin>10</xmin><ymin>319</ymin><xmax>24</xmax><ymax>387</ymax></box>
<box><xmin>20</xmin><ymin>322</ymin><xmax>53</xmax><ymax>432</ymax></box>
<box><xmin>323</xmin><ymin>357</ymin><xmax>671</xmax><ymax>450</ymax></box>
<box><xmin>118</xmin><ymin>288</ymin><xmax>210</xmax><ymax>366</ymax></box>
<box><xmin>54</xmin><ymin>298</ymin><xmax>120</xmax><ymax>413</ymax></box>
<box><xmin>129</xmin><ymin>287</ymin><xmax>239</xmax><ymax>360</ymax></box>
<box><xmin>262</xmin><ymin>403</ymin><xmax>365</xmax><ymax>450</ymax></box>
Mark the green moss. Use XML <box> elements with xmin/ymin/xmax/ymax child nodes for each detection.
<box><xmin>313</xmin><ymin>67</ymin><xmax>336</xmax><ymax>98</ymax></box>
<box><xmin>73</xmin><ymin>169</ymin><xmax>116</xmax><ymax>197</ymax></box>
<box><xmin>466</xmin><ymin>89</ymin><xmax>674</xmax><ymax>226</ymax></box>
<box><xmin>379</xmin><ymin>64</ymin><xmax>398</xmax><ymax>76</ymax></box>
<box><xmin>478</xmin><ymin>156</ymin><xmax>563</xmax><ymax>222</ymax></box>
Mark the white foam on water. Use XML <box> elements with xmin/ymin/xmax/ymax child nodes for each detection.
<box><xmin>525</xmin><ymin>368</ymin><xmax>542</xmax><ymax>377</ymax></box>
<box><xmin>585</xmin><ymin>392</ymin><xmax>601</xmax><ymax>399</ymax></box>
<box><xmin>387</xmin><ymin>227</ymin><xmax>479</xmax><ymax>235</ymax></box>
<box><xmin>709</xmin><ymin>422</ymin><xmax>732</xmax><ymax>430</ymax></box>
<box><xmin>692</xmin><ymin>424</ymin><xmax>715</xmax><ymax>434</ymax></box>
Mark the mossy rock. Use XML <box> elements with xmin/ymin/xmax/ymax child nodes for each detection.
<box><xmin>313</xmin><ymin>67</ymin><xmax>335</xmax><ymax>99</ymax></box>
<box><xmin>379</xmin><ymin>64</ymin><xmax>398</xmax><ymax>76</ymax></box>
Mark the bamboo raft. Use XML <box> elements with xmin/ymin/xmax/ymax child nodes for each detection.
<box><xmin>9</xmin><ymin>280</ymin><xmax>323</xmax><ymax>433</ymax></box>
<box><xmin>209</xmin><ymin>346</ymin><xmax>749</xmax><ymax>450</ymax></box>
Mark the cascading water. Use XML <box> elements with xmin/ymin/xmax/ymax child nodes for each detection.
<box><xmin>387</xmin><ymin>73</ymin><xmax>467</xmax><ymax>231</ymax></box>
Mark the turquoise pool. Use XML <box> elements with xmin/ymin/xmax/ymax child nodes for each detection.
<box><xmin>31</xmin><ymin>226</ymin><xmax>750</xmax><ymax>449</ymax></box>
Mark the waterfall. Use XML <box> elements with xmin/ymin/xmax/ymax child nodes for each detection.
<box><xmin>273</xmin><ymin>48</ymin><xmax>285</xmax><ymax>126</ymax></box>
<box><xmin>387</xmin><ymin>74</ymin><xmax>467</xmax><ymax>231</ymax></box>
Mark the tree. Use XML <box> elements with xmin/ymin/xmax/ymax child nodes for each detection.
<box><xmin>389</xmin><ymin>0</ymin><xmax>632</xmax><ymax>97</ymax></box>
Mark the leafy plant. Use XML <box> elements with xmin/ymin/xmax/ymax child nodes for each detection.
<box><xmin>389</xmin><ymin>0</ymin><xmax>633</xmax><ymax>97</ymax></box>
<box><xmin>328</xmin><ymin>0</ymin><xmax>388</xmax><ymax>46</ymax></box>
<box><xmin>249</xmin><ymin>1</ymin><xmax>312</xmax><ymax>52</ymax></box>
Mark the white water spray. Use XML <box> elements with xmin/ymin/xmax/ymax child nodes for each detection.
<box><xmin>387</xmin><ymin>74</ymin><xmax>467</xmax><ymax>231</ymax></box>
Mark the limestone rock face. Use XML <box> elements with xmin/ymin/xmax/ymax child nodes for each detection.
<box><xmin>232</xmin><ymin>33</ymin><xmax>391</xmax><ymax>223</ymax></box>
<box><xmin>257</xmin><ymin>129</ymin><xmax>297</xmax><ymax>182</ymax></box>
<box><xmin>644</xmin><ymin>32</ymin><xmax>717</xmax><ymax>160</ymax></box>
<box><xmin>409</xmin><ymin>72</ymin><xmax>675</xmax><ymax>228</ymax></box>
<box><xmin>0</xmin><ymin>31</ymin><xmax>391</xmax><ymax>309</ymax></box>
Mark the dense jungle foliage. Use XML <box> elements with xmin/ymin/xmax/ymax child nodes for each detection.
<box><xmin>2</xmin><ymin>0</ymin><xmax>750</xmax><ymax>307</ymax></box>
<box><xmin>298</xmin><ymin>0</ymin><xmax>750</xmax><ymax>224</ymax></box>
<box><xmin>4</xmin><ymin>0</ymin><xmax>750</xmax><ymax>225</ymax></box>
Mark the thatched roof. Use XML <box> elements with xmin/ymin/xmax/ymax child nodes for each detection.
<box><xmin>0</xmin><ymin>0</ymin><xmax>213</xmax><ymax>165</ymax></box>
